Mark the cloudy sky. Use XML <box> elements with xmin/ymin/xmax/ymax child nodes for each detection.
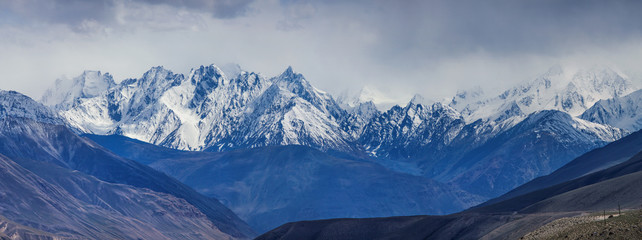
<box><xmin>1</xmin><ymin>0</ymin><xmax>642</xmax><ymax>105</ymax></box>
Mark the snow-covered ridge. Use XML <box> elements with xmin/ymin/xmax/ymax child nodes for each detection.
<box><xmin>0</xmin><ymin>90</ymin><xmax>63</xmax><ymax>125</ymax></box>
<box><xmin>449</xmin><ymin>65</ymin><xmax>634</xmax><ymax>122</ymax></box>
<box><xmin>46</xmin><ymin>64</ymin><xmax>358</xmax><ymax>152</ymax></box>
<box><xmin>580</xmin><ymin>89</ymin><xmax>642</xmax><ymax>131</ymax></box>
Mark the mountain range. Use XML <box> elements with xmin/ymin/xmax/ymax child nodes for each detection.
<box><xmin>41</xmin><ymin>64</ymin><xmax>636</xmax><ymax>198</ymax></box>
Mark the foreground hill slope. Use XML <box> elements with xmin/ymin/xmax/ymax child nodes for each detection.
<box><xmin>0</xmin><ymin>153</ymin><xmax>231</xmax><ymax>239</ymax></box>
<box><xmin>0</xmin><ymin>213</ymin><xmax>64</xmax><ymax>240</ymax></box>
<box><xmin>0</xmin><ymin>90</ymin><xmax>254</xmax><ymax>239</ymax></box>
<box><xmin>522</xmin><ymin>209</ymin><xmax>642</xmax><ymax>239</ymax></box>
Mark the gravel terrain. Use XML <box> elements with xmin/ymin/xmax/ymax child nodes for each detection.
<box><xmin>522</xmin><ymin>209</ymin><xmax>642</xmax><ymax>239</ymax></box>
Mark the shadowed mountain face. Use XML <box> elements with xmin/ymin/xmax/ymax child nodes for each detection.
<box><xmin>433</xmin><ymin>110</ymin><xmax>625</xmax><ymax>197</ymax></box>
<box><xmin>482</xmin><ymin>129</ymin><xmax>642</xmax><ymax>206</ymax></box>
<box><xmin>474</xmin><ymin>149</ymin><xmax>642</xmax><ymax>214</ymax></box>
<box><xmin>86</xmin><ymin>134</ymin><xmax>483</xmax><ymax>234</ymax></box>
<box><xmin>256</xmin><ymin>130</ymin><xmax>642</xmax><ymax>240</ymax></box>
<box><xmin>0</xmin><ymin>90</ymin><xmax>254</xmax><ymax>239</ymax></box>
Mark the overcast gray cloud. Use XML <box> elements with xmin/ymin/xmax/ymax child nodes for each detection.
<box><xmin>1</xmin><ymin>0</ymin><xmax>641</xmax><ymax>105</ymax></box>
<box><xmin>0</xmin><ymin>0</ymin><xmax>255</xmax><ymax>27</ymax></box>
<box><xmin>137</xmin><ymin>0</ymin><xmax>255</xmax><ymax>19</ymax></box>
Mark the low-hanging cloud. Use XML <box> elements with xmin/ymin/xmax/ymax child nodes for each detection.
<box><xmin>138</xmin><ymin>0</ymin><xmax>256</xmax><ymax>19</ymax></box>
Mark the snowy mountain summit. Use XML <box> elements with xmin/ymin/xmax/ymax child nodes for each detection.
<box><xmin>449</xmin><ymin>65</ymin><xmax>634</xmax><ymax>121</ymax></box>
<box><xmin>41</xmin><ymin>71</ymin><xmax>116</xmax><ymax>110</ymax></box>
<box><xmin>43</xmin><ymin>65</ymin><xmax>356</xmax><ymax>152</ymax></box>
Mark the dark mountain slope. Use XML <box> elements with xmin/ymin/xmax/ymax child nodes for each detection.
<box><xmin>0</xmin><ymin>117</ymin><xmax>254</xmax><ymax>238</ymax></box>
<box><xmin>474</xmin><ymin>150</ymin><xmax>642</xmax><ymax>214</ymax></box>
<box><xmin>257</xmin><ymin>131</ymin><xmax>642</xmax><ymax>240</ymax></box>
<box><xmin>87</xmin><ymin>134</ymin><xmax>483</xmax><ymax>234</ymax></box>
<box><xmin>483</xmin><ymin>129</ymin><xmax>642</xmax><ymax>206</ymax></box>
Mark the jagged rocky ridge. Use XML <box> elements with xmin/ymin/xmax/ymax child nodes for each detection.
<box><xmin>0</xmin><ymin>90</ymin><xmax>254</xmax><ymax>239</ymax></box>
<box><xmin>580</xmin><ymin>89</ymin><xmax>642</xmax><ymax>131</ymax></box>
<box><xmin>48</xmin><ymin>66</ymin><xmax>354</xmax><ymax>153</ymax></box>
<box><xmin>43</xmin><ymin>65</ymin><xmax>636</xmax><ymax>198</ymax></box>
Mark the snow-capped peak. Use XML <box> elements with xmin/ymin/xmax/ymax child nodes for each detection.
<box><xmin>448</xmin><ymin>86</ymin><xmax>485</xmax><ymax>113</ymax></box>
<box><xmin>46</xmin><ymin>64</ymin><xmax>355</xmax><ymax>152</ymax></box>
<box><xmin>1</xmin><ymin>90</ymin><xmax>63</xmax><ymax>125</ymax></box>
<box><xmin>40</xmin><ymin>70</ymin><xmax>115</xmax><ymax>109</ymax></box>
<box><xmin>282</xmin><ymin>66</ymin><xmax>295</xmax><ymax>77</ymax></box>
<box><xmin>135</xmin><ymin>66</ymin><xmax>183</xmax><ymax>89</ymax></box>
<box><xmin>274</xmin><ymin>66</ymin><xmax>314</xmax><ymax>95</ymax></box>
<box><xmin>451</xmin><ymin>65</ymin><xmax>634</xmax><ymax>122</ymax></box>
<box><xmin>336</xmin><ymin>86</ymin><xmax>406</xmax><ymax>111</ymax></box>
<box><xmin>190</xmin><ymin>65</ymin><xmax>227</xmax><ymax>85</ymax></box>
<box><xmin>218</xmin><ymin>63</ymin><xmax>243</xmax><ymax>80</ymax></box>
<box><xmin>408</xmin><ymin>94</ymin><xmax>436</xmax><ymax>107</ymax></box>
<box><xmin>272</xmin><ymin>66</ymin><xmax>344</xmax><ymax>118</ymax></box>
